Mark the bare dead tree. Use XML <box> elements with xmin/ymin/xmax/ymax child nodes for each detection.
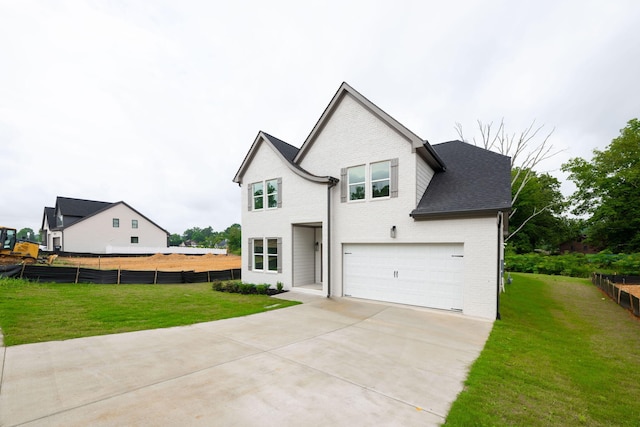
<box><xmin>455</xmin><ymin>119</ymin><xmax>562</xmax><ymax>242</ymax></box>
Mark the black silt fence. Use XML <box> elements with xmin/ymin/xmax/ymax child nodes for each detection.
<box><xmin>5</xmin><ymin>265</ymin><xmax>241</xmax><ymax>284</ymax></box>
<box><xmin>597</xmin><ymin>274</ymin><xmax>640</xmax><ymax>284</ymax></box>
<box><xmin>618</xmin><ymin>290</ymin><xmax>632</xmax><ymax>310</ymax></box>
<box><xmin>632</xmin><ymin>295</ymin><xmax>640</xmax><ymax>317</ymax></box>
<box><xmin>593</xmin><ymin>273</ymin><xmax>640</xmax><ymax>318</ymax></box>
<box><xmin>0</xmin><ymin>264</ymin><xmax>23</xmax><ymax>278</ymax></box>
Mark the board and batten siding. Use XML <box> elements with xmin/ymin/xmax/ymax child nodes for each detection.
<box><xmin>415</xmin><ymin>155</ymin><xmax>435</xmax><ymax>205</ymax></box>
<box><xmin>292</xmin><ymin>226</ymin><xmax>315</xmax><ymax>286</ymax></box>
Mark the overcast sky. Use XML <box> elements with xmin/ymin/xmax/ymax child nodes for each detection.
<box><xmin>1</xmin><ymin>0</ymin><xmax>639</xmax><ymax>236</ymax></box>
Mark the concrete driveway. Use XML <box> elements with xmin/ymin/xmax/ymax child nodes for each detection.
<box><xmin>0</xmin><ymin>293</ymin><xmax>492</xmax><ymax>426</ymax></box>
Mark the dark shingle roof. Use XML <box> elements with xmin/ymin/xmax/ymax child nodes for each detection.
<box><xmin>262</xmin><ymin>132</ymin><xmax>299</xmax><ymax>163</ymax></box>
<box><xmin>43</xmin><ymin>207</ymin><xmax>55</xmax><ymax>229</ymax></box>
<box><xmin>56</xmin><ymin>196</ymin><xmax>112</xmax><ymax>217</ymax></box>
<box><xmin>411</xmin><ymin>140</ymin><xmax>511</xmax><ymax>218</ymax></box>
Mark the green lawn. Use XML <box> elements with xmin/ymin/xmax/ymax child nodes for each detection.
<box><xmin>0</xmin><ymin>278</ymin><xmax>299</xmax><ymax>346</ymax></box>
<box><xmin>445</xmin><ymin>273</ymin><xmax>640</xmax><ymax>426</ymax></box>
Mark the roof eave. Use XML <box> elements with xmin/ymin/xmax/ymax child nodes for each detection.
<box><xmin>234</xmin><ymin>131</ymin><xmax>337</xmax><ymax>185</ymax></box>
<box><xmin>410</xmin><ymin>206</ymin><xmax>512</xmax><ymax>220</ymax></box>
<box><xmin>415</xmin><ymin>143</ymin><xmax>446</xmax><ymax>171</ymax></box>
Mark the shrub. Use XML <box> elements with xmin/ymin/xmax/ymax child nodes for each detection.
<box><xmin>255</xmin><ymin>284</ymin><xmax>269</xmax><ymax>295</ymax></box>
<box><xmin>276</xmin><ymin>281</ymin><xmax>283</xmax><ymax>291</ymax></box>
<box><xmin>222</xmin><ymin>281</ymin><xmax>240</xmax><ymax>293</ymax></box>
<box><xmin>506</xmin><ymin>251</ymin><xmax>640</xmax><ymax>278</ymax></box>
<box><xmin>238</xmin><ymin>283</ymin><xmax>256</xmax><ymax>294</ymax></box>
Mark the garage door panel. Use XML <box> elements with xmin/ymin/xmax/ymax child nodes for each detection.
<box><xmin>343</xmin><ymin>244</ymin><xmax>463</xmax><ymax>311</ymax></box>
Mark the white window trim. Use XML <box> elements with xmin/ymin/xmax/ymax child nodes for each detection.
<box><xmin>347</xmin><ymin>164</ymin><xmax>366</xmax><ymax>202</ymax></box>
<box><xmin>248</xmin><ymin>237</ymin><xmax>282</xmax><ymax>273</ymax></box>
<box><xmin>265</xmin><ymin>179</ymin><xmax>278</xmax><ymax>210</ymax></box>
<box><xmin>266</xmin><ymin>237</ymin><xmax>279</xmax><ymax>273</ymax></box>
<box><xmin>341</xmin><ymin>159</ymin><xmax>398</xmax><ymax>203</ymax></box>
<box><xmin>371</xmin><ymin>160</ymin><xmax>391</xmax><ymax>200</ymax></box>
<box><xmin>249</xmin><ymin>178</ymin><xmax>282</xmax><ymax>211</ymax></box>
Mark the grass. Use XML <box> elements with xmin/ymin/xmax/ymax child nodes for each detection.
<box><xmin>0</xmin><ymin>278</ymin><xmax>299</xmax><ymax>346</ymax></box>
<box><xmin>444</xmin><ymin>273</ymin><xmax>640</xmax><ymax>426</ymax></box>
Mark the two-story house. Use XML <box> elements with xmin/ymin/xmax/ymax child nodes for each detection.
<box><xmin>41</xmin><ymin>196</ymin><xmax>169</xmax><ymax>253</ymax></box>
<box><xmin>233</xmin><ymin>83</ymin><xmax>511</xmax><ymax>320</ymax></box>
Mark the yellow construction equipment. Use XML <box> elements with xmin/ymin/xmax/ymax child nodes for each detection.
<box><xmin>0</xmin><ymin>226</ymin><xmax>40</xmax><ymax>265</ymax></box>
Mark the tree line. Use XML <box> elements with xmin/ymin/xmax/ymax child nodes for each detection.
<box><xmin>169</xmin><ymin>224</ymin><xmax>241</xmax><ymax>254</ymax></box>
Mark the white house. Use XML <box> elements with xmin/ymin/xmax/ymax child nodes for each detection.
<box><xmin>233</xmin><ymin>83</ymin><xmax>511</xmax><ymax>320</ymax></box>
<box><xmin>40</xmin><ymin>196</ymin><xmax>170</xmax><ymax>253</ymax></box>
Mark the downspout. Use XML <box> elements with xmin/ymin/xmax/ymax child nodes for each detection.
<box><xmin>496</xmin><ymin>211</ymin><xmax>503</xmax><ymax>320</ymax></box>
<box><xmin>327</xmin><ymin>177</ymin><xmax>339</xmax><ymax>298</ymax></box>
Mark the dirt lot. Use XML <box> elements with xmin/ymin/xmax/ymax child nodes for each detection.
<box><xmin>54</xmin><ymin>253</ymin><xmax>241</xmax><ymax>272</ymax></box>
<box><xmin>617</xmin><ymin>284</ymin><xmax>640</xmax><ymax>299</ymax></box>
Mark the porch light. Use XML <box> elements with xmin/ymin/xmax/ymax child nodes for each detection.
<box><xmin>315</xmin><ymin>241</ymin><xmax>319</xmax><ymax>251</ymax></box>
<box><xmin>390</xmin><ymin>226</ymin><xmax>396</xmax><ymax>238</ymax></box>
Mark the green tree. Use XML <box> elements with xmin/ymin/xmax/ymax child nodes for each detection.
<box><xmin>169</xmin><ymin>233</ymin><xmax>183</xmax><ymax>246</ymax></box>
<box><xmin>223</xmin><ymin>223</ymin><xmax>241</xmax><ymax>254</ymax></box>
<box><xmin>17</xmin><ymin>228</ymin><xmax>38</xmax><ymax>242</ymax></box>
<box><xmin>508</xmin><ymin>168</ymin><xmax>566</xmax><ymax>253</ymax></box>
<box><xmin>562</xmin><ymin>119</ymin><xmax>640</xmax><ymax>251</ymax></box>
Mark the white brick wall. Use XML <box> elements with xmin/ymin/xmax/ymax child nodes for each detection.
<box><xmin>239</xmin><ymin>93</ymin><xmax>501</xmax><ymax>320</ymax></box>
<box><xmin>240</xmin><ymin>139</ymin><xmax>327</xmax><ymax>288</ymax></box>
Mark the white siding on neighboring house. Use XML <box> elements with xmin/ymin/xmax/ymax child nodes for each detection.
<box><xmin>63</xmin><ymin>203</ymin><xmax>167</xmax><ymax>253</ymax></box>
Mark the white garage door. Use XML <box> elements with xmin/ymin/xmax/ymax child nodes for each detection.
<box><xmin>343</xmin><ymin>243</ymin><xmax>464</xmax><ymax>311</ymax></box>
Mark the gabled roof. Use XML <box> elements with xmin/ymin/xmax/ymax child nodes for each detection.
<box><xmin>294</xmin><ymin>82</ymin><xmax>446</xmax><ymax>171</ymax></box>
<box><xmin>233</xmin><ymin>131</ymin><xmax>337</xmax><ymax>185</ymax></box>
<box><xmin>411</xmin><ymin>141</ymin><xmax>512</xmax><ymax>219</ymax></box>
<box><xmin>47</xmin><ymin>196</ymin><xmax>170</xmax><ymax>235</ymax></box>
<box><xmin>42</xmin><ymin>207</ymin><xmax>55</xmax><ymax>230</ymax></box>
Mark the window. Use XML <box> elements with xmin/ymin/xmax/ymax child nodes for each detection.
<box><xmin>371</xmin><ymin>161</ymin><xmax>390</xmax><ymax>198</ymax></box>
<box><xmin>249</xmin><ymin>178</ymin><xmax>282</xmax><ymax>211</ymax></box>
<box><xmin>267</xmin><ymin>238</ymin><xmax>278</xmax><ymax>272</ymax></box>
<box><xmin>131</xmin><ymin>236</ymin><xmax>139</xmax><ymax>244</ymax></box>
<box><xmin>113</xmin><ymin>218</ymin><xmax>120</xmax><ymax>228</ymax></box>
<box><xmin>253</xmin><ymin>239</ymin><xmax>264</xmax><ymax>270</ymax></box>
<box><xmin>341</xmin><ymin>159</ymin><xmax>398</xmax><ymax>202</ymax></box>
<box><xmin>131</xmin><ymin>219</ymin><xmax>138</xmax><ymax>229</ymax></box>
<box><xmin>249</xmin><ymin>237</ymin><xmax>282</xmax><ymax>273</ymax></box>
<box><xmin>252</xmin><ymin>182</ymin><xmax>264</xmax><ymax>210</ymax></box>
<box><xmin>348</xmin><ymin>165</ymin><xmax>366</xmax><ymax>201</ymax></box>
<box><xmin>266</xmin><ymin>179</ymin><xmax>278</xmax><ymax>208</ymax></box>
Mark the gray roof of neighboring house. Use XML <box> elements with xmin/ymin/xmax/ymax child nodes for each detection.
<box><xmin>56</xmin><ymin>196</ymin><xmax>112</xmax><ymax>217</ymax></box>
<box><xmin>411</xmin><ymin>140</ymin><xmax>512</xmax><ymax>218</ymax></box>
<box><xmin>43</xmin><ymin>207</ymin><xmax>55</xmax><ymax>229</ymax></box>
